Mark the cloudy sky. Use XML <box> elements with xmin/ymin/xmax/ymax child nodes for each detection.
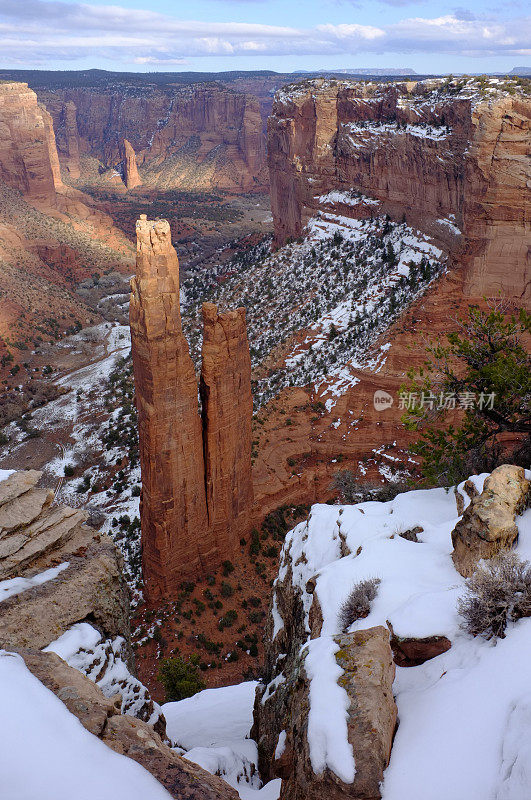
<box><xmin>1</xmin><ymin>0</ymin><xmax>529</xmax><ymax>74</ymax></box>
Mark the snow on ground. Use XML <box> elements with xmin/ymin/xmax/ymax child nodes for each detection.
<box><xmin>45</xmin><ymin>622</ymin><xmax>163</xmax><ymax>725</ymax></box>
<box><xmin>383</xmin><ymin>620</ymin><xmax>531</xmax><ymax>800</ymax></box>
<box><xmin>0</xmin><ymin>650</ymin><xmax>172</xmax><ymax>800</ymax></box>
<box><xmin>272</xmin><ymin>472</ymin><xmax>531</xmax><ymax>797</ymax></box>
<box><xmin>339</xmin><ymin>120</ymin><xmax>451</xmax><ymax>150</ymax></box>
<box><xmin>0</xmin><ymin>469</ymin><xmax>13</xmax><ymax>482</ymax></box>
<box><xmin>436</xmin><ymin>216</ymin><xmax>462</xmax><ymax>236</ymax></box>
<box><xmin>163</xmin><ymin>682</ymin><xmax>281</xmax><ymax>800</ymax></box>
<box><xmin>318</xmin><ymin>190</ymin><xmax>382</xmax><ymax>208</ymax></box>
<box><xmin>0</xmin><ymin>562</ymin><xmax>69</xmax><ymax>603</ymax></box>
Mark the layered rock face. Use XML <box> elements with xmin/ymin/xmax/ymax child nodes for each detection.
<box><xmin>0</xmin><ymin>469</ymin><xmax>131</xmax><ymax>652</ymax></box>
<box><xmin>268</xmin><ymin>79</ymin><xmax>530</xmax><ymax>301</ymax></box>
<box><xmin>0</xmin><ymin>82</ymin><xmax>62</xmax><ymax>202</ymax></box>
<box><xmin>201</xmin><ymin>303</ymin><xmax>253</xmax><ymax>557</ymax></box>
<box><xmin>130</xmin><ymin>218</ymin><xmax>253</xmax><ymax>600</ymax></box>
<box><xmin>41</xmin><ymin>83</ymin><xmax>266</xmax><ymax>191</ymax></box>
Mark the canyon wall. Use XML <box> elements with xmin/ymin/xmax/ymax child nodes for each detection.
<box><xmin>0</xmin><ymin>81</ymin><xmax>132</xmax><ymax>363</ymax></box>
<box><xmin>130</xmin><ymin>217</ymin><xmax>253</xmax><ymax>600</ymax></box>
<box><xmin>268</xmin><ymin>79</ymin><xmax>530</xmax><ymax>301</ymax></box>
<box><xmin>462</xmin><ymin>97</ymin><xmax>530</xmax><ymax>302</ymax></box>
<box><xmin>0</xmin><ymin>82</ymin><xmax>61</xmax><ymax>203</ymax></box>
<box><xmin>40</xmin><ymin>83</ymin><xmax>267</xmax><ymax>191</ymax></box>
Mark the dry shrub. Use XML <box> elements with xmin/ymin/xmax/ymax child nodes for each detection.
<box><xmin>458</xmin><ymin>552</ymin><xmax>531</xmax><ymax>640</ymax></box>
<box><xmin>338</xmin><ymin>578</ymin><xmax>381</xmax><ymax>633</ymax></box>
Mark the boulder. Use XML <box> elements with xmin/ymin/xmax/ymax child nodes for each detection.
<box><xmin>389</xmin><ymin>632</ymin><xmax>452</xmax><ymax>667</ymax></box>
<box><xmin>451</xmin><ymin>465</ymin><xmax>530</xmax><ymax>577</ymax></box>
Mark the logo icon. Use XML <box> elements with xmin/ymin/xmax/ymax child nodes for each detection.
<box><xmin>373</xmin><ymin>390</ymin><xmax>393</xmax><ymax>411</ymax></box>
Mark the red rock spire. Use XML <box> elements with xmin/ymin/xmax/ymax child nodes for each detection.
<box><xmin>130</xmin><ymin>217</ymin><xmax>253</xmax><ymax>600</ymax></box>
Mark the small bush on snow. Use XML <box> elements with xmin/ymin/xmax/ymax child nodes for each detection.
<box><xmin>338</xmin><ymin>578</ymin><xmax>381</xmax><ymax>632</ymax></box>
<box><xmin>458</xmin><ymin>553</ymin><xmax>531</xmax><ymax>640</ymax></box>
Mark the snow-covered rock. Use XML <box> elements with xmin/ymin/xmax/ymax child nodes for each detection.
<box><xmin>254</xmin><ymin>471</ymin><xmax>531</xmax><ymax>799</ymax></box>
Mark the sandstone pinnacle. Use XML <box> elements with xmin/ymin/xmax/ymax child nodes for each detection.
<box><xmin>130</xmin><ymin>218</ymin><xmax>253</xmax><ymax>600</ymax></box>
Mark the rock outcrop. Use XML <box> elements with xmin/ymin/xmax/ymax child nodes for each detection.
<box><xmin>0</xmin><ymin>470</ymin><xmax>131</xmax><ymax>655</ymax></box>
<box><xmin>130</xmin><ymin>218</ymin><xmax>253</xmax><ymax>600</ymax></box>
<box><xmin>201</xmin><ymin>302</ymin><xmax>254</xmax><ymax>557</ymax></box>
<box><xmin>271</xmin><ymin>627</ymin><xmax>396</xmax><ymax>800</ymax></box>
<box><xmin>40</xmin><ymin>83</ymin><xmax>267</xmax><ymax>191</ymax></box>
<box><xmin>451</xmin><ymin>464</ymin><xmax>530</xmax><ymax>576</ymax></box>
<box><xmin>0</xmin><ymin>471</ymin><xmax>238</xmax><ymax>797</ymax></box>
<box><xmin>16</xmin><ymin>648</ymin><xmax>239</xmax><ymax>799</ymax></box>
<box><xmin>267</xmin><ymin>78</ymin><xmax>530</xmax><ymax>302</ymax></box>
<box><xmin>121</xmin><ymin>138</ymin><xmax>142</xmax><ymax>190</ymax></box>
<box><xmin>253</xmin><ymin>520</ymin><xmax>397</xmax><ymax>799</ymax></box>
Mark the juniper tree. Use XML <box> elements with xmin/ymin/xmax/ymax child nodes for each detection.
<box><xmin>401</xmin><ymin>303</ymin><xmax>531</xmax><ymax>486</ymax></box>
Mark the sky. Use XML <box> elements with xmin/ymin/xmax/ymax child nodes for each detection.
<box><xmin>0</xmin><ymin>0</ymin><xmax>529</xmax><ymax>75</ymax></box>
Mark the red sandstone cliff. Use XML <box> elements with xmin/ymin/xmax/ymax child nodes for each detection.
<box><xmin>268</xmin><ymin>79</ymin><xmax>530</xmax><ymax>301</ymax></box>
<box><xmin>201</xmin><ymin>302</ymin><xmax>254</xmax><ymax>556</ymax></box>
<box><xmin>40</xmin><ymin>84</ymin><xmax>267</xmax><ymax>192</ymax></box>
<box><xmin>130</xmin><ymin>218</ymin><xmax>253</xmax><ymax>599</ymax></box>
<box><xmin>0</xmin><ymin>82</ymin><xmax>61</xmax><ymax>202</ymax></box>
<box><xmin>0</xmin><ymin>82</ymin><xmax>132</xmax><ymax>359</ymax></box>
<box><xmin>462</xmin><ymin>97</ymin><xmax>530</xmax><ymax>301</ymax></box>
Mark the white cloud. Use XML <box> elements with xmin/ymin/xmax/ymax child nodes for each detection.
<box><xmin>0</xmin><ymin>0</ymin><xmax>529</xmax><ymax>65</ymax></box>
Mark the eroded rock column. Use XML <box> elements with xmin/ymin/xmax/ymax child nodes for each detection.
<box><xmin>122</xmin><ymin>139</ymin><xmax>142</xmax><ymax>190</ymax></box>
<box><xmin>200</xmin><ymin>302</ymin><xmax>254</xmax><ymax>556</ymax></box>
<box><xmin>130</xmin><ymin>216</ymin><xmax>213</xmax><ymax>600</ymax></box>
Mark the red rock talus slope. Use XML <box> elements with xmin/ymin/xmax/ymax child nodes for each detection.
<box><xmin>130</xmin><ymin>217</ymin><xmax>253</xmax><ymax>600</ymax></box>
<box><xmin>40</xmin><ymin>83</ymin><xmax>267</xmax><ymax>192</ymax></box>
<box><xmin>201</xmin><ymin>302</ymin><xmax>254</xmax><ymax>557</ymax></box>
<box><xmin>268</xmin><ymin>78</ymin><xmax>530</xmax><ymax>301</ymax></box>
